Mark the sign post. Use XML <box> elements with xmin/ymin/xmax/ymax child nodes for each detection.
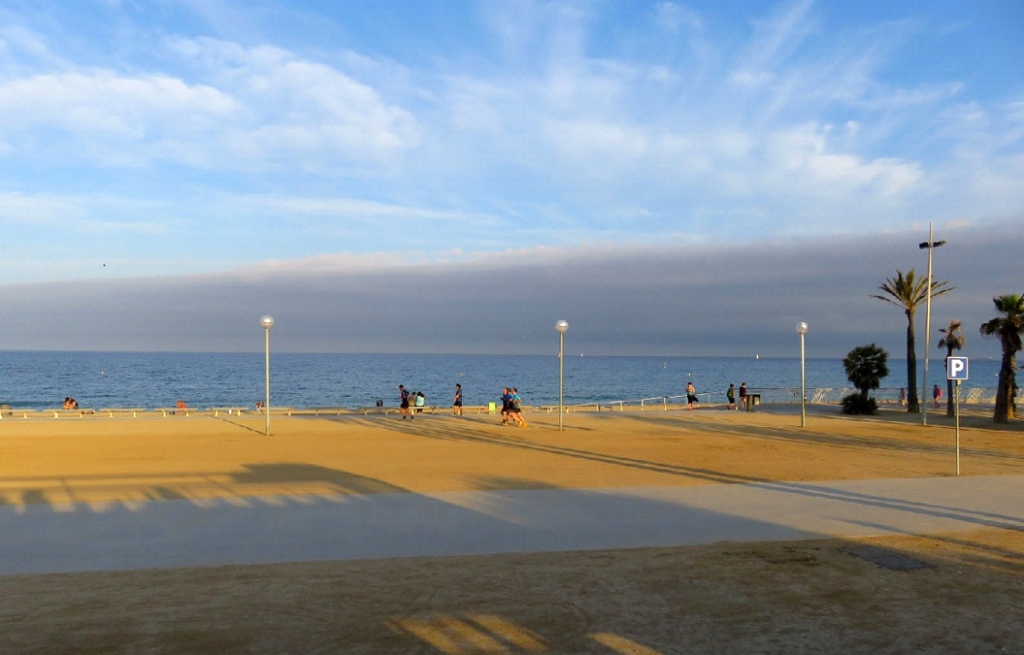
<box><xmin>947</xmin><ymin>357</ymin><xmax>969</xmax><ymax>476</ymax></box>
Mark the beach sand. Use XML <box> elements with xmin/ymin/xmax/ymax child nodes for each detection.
<box><xmin>1</xmin><ymin>406</ymin><xmax>1022</xmax><ymax>653</ymax></box>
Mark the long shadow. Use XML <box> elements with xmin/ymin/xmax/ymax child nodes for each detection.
<box><xmin>231</xmin><ymin>463</ymin><xmax>407</xmax><ymax>495</ymax></box>
<box><xmin>335</xmin><ymin>414</ymin><xmax>1024</xmax><ymax>532</ymax></box>
<box><xmin>334</xmin><ymin>414</ymin><xmax>772</xmax><ymax>487</ymax></box>
<box><xmin>626</xmin><ymin>412</ymin><xmax>1024</xmax><ymax>466</ymax></box>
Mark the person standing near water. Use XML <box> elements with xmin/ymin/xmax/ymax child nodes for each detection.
<box><xmin>452</xmin><ymin>383</ymin><xmax>463</xmax><ymax>416</ymax></box>
<box><xmin>726</xmin><ymin>384</ymin><xmax>736</xmax><ymax>410</ymax></box>
<box><xmin>686</xmin><ymin>381</ymin><xmax>698</xmax><ymax>410</ymax></box>
<box><xmin>739</xmin><ymin>382</ymin><xmax>748</xmax><ymax>409</ymax></box>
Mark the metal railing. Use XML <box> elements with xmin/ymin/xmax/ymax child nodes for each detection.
<box><xmin>537</xmin><ymin>387</ymin><xmax>1019</xmax><ymax>413</ymax></box>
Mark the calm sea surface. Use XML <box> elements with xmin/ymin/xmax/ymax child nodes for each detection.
<box><xmin>0</xmin><ymin>351</ymin><xmax>1004</xmax><ymax>410</ymax></box>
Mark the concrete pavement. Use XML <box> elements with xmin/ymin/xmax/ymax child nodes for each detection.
<box><xmin>3</xmin><ymin>474</ymin><xmax>1023</xmax><ymax>576</ymax></box>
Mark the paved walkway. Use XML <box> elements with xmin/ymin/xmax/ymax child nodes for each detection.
<box><xmin>3</xmin><ymin>475</ymin><xmax>1023</xmax><ymax>576</ymax></box>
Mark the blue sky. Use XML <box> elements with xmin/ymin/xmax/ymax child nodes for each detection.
<box><xmin>0</xmin><ymin>1</ymin><xmax>1021</xmax><ymax>355</ymax></box>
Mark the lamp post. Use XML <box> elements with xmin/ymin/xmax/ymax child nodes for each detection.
<box><xmin>556</xmin><ymin>320</ymin><xmax>569</xmax><ymax>431</ymax></box>
<box><xmin>796</xmin><ymin>322</ymin><xmax>808</xmax><ymax>427</ymax></box>
<box><xmin>260</xmin><ymin>315</ymin><xmax>274</xmax><ymax>435</ymax></box>
<box><xmin>919</xmin><ymin>224</ymin><xmax>946</xmax><ymax>426</ymax></box>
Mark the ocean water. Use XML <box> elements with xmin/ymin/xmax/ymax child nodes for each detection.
<box><xmin>0</xmin><ymin>351</ymin><xmax>1005</xmax><ymax>411</ymax></box>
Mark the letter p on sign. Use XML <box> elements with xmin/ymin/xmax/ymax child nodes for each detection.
<box><xmin>947</xmin><ymin>357</ymin><xmax>969</xmax><ymax>380</ymax></box>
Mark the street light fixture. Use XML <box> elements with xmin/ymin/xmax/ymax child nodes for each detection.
<box><xmin>919</xmin><ymin>224</ymin><xmax>946</xmax><ymax>426</ymax></box>
<box><xmin>556</xmin><ymin>320</ymin><xmax>569</xmax><ymax>431</ymax></box>
<box><xmin>260</xmin><ymin>315</ymin><xmax>274</xmax><ymax>435</ymax></box>
<box><xmin>796</xmin><ymin>321</ymin><xmax>808</xmax><ymax>427</ymax></box>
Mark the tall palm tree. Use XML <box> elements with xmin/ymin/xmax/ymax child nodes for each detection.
<box><xmin>872</xmin><ymin>269</ymin><xmax>953</xmax><ymax>413</ymax></box>
<box><xmin>979</xmin><ymin>294</ymin><xmax>1024</xmax><ymax>423</ymax></box>
<box><xmin>938</xmin><ymin>320</ymin><xmax>965</xmax><ymax>417</ymax></box>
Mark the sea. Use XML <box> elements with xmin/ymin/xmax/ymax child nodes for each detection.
<box><xmin>0</xmin><ymin>351</ymin><xmax>1005</xmax><ymax>411</ymax></box>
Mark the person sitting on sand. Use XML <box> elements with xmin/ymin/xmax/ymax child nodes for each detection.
<box><xmin>63</xmin><ymin>397</ymin><xmax>79</xmax><ymax>410</ymax></box>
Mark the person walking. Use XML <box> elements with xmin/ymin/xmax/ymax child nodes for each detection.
<box><xmin>510</xmin><ymin>387</ymin><xmax>527</xmax><ymax>427</ymax></box>
<box><xmin>452</xmin><ymin>383</ymin><xmax>463</xmax><ymax>416</ymax></box>
<box><xmin>398</xmin><ymin>385</ymin><xmax>411</xmax><ymax>419</ymax></box>
<box><xmin>499</xmin><ymin>388</ymin><xmax>511</xmax><ymax>425</ymax></box>
<box><xmin>739</xmin><ymin>382</ymin><xmax>748</xmax><ymax>410</ymax></box>
<box><xmin>933</xmin><ymin>384</ymin><xmax>942</xmax><ymax>408</ymax></box>
<box><xmin>686</xmin><ymin>381</ymin><xmax>698</xmax><ymax>410</ymax></box>
<box><xmin>726</xmin><ymin>384</ymin><xmax>736</xmax><ymax>410</ymax></box>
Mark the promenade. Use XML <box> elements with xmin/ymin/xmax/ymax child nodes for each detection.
<box><xmin>1</xmin><ymin>407</ymin><xmax>1022</xmax><ymax>653</ymax></box>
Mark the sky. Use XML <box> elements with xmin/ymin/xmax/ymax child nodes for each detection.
<box><xmin>0</xmin><ymin>0</ymin><xmax>1021</xmax><ymax>357</ymax></box>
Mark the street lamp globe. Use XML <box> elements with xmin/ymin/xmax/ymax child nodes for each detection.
<box><xmin>555</xmin><ymin>320</ymin><xmax>569</xmax><ymax>333</ymax></box>
<box><xmin>796</xmin><ymin>322</ymin><xmax>808</xmax><ymax>335</ymax></box>
<box><xmin>260</xmin><ymin>315</ymin><xmax>275</xmax><ymax>330</ymax></box>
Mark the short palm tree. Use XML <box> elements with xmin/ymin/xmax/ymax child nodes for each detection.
<box><xmin>979</xmin><ymin>294</ymin><xmax>1024</xmax><ymax>423</ymax></box>
<box><xmin>872</xmin><ymin>270</ymin><xmax>953</xmax><ymax>413</ymax></box>
<box><xmin>938</xmin><ymin>320</ymin><xmax>965</xmax><ymax>417</ymax></box>
<box><xmin>842</xmin><ymin>344</ymin><xmax>889</xmax><ymax>414</ymax></box>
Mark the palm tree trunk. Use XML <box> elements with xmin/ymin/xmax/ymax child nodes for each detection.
<box><xmin>994</xmin><ymin>348</ymin><xmax>1017</xmax><ymax>423</ymax></box>
<box><xmin>906</xmin><ymin>310</ymin><xmax>920</xmax><ymax>413</ymax></box>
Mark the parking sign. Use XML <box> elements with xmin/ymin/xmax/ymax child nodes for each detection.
<box><xmin>947</xmin><ymin>356</ymin><xmax>969</xmax><ymax>380</ymax></box>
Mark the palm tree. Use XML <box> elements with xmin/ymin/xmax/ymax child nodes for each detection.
<box><xmin>938</xmin><ymin>320</ymin><xmax>965</xmax><ymax>417</ymax></box>
<box><xmin>979</xmin><ymin>294</ymin><xmax>1024</xmax><ymax>423</ymax></box>
<box><xmin>872</xmin><ymin>269</ymin><xmax>953</xmax><ymax>413</ymax></box>
<box><xmin>844</xmin><ymin>344</ymin><xmax>890</xmax><ymax>400</ymax></box>
<box><xmin>842</xmin><ymin>344</ymin><xmax>889</xmax><ymax>414</ymax></box>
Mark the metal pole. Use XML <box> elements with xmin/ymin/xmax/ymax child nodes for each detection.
<box><xmin>922</xmin><ymin>222</ymin><xmax>934</xmax><ymax>426</ymax></box>
<box><xmin>264</xmin><ymin>327</ymin><xmax>271</xmax><ymax>436</ymax></box>
<box><xmin>800</xmin><ymin>331</ymin><xmax>806</xmax><ymax>428</ymax></box>
<box><xmin>558</xmin><ymin>331</ymin><xmax>564</xmax><ymax>431</ymax></box>
<box><xmin>955</xmin><ymin>379</ymin><xmax>961</xmax><ymax>476</ymax></box>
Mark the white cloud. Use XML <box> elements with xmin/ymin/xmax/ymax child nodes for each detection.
<box><xmin>0</xmin><ymin>36</ymin><xmax>420</xmax><ymax>169</ymax></box>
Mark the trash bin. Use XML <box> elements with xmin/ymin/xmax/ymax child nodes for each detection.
<box><xmin>746</xmin><ymin>394</ymin><xmax>761</xmax><ymax>411</ymax></box>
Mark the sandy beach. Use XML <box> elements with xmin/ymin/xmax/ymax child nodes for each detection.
<box><xmin>1</xmin><ymin>406</ymin><xmax>1022</xmax><ymax>653</ymax></box>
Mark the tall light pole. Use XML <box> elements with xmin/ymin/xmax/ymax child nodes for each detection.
<box><xmin>556</xmin><ymin>320</ymin><xmax>569</xmax><ymax>431</ymax></box>
<box><xmin>260</xmin><ymin>315</ymin><xmax>274</xmax><ymax>435</ymax></box>
<box><xmin>919</xmin><ymin>224</ymin><xmax>945</xmax><ymax>426</ymax></box>
<box><xmin>796</xmin><ymin>321</ymin><xmax>808</xmax><ymax>427</ymax></box>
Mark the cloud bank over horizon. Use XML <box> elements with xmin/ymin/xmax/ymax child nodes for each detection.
<box><xmin>0</xmin><ymin>223</ymin><xmax>1017</xmax><ymax>360</ymax></box>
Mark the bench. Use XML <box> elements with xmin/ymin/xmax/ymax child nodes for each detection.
<box><xmin>210</xmin><ymin>407</ymin><xmax>248</xmax><ymax>417</ymax></box>
<box><xmin>98</xmin><ymin>407</ymin><xmax>147</xmax><ymax>417</ymax></box>
<box><xmin>49</xmin><ymin>409</ymin><xmax>96</xmax><ymax>418</ymax></box>
<box><xmin>154</xmin><ymin>407</ymin><xmax>200</xmax><ymax>417</ymax></box>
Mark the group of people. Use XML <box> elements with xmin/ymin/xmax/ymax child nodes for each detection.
<box><xmin>62</xmin><ymin>397</ymin><xmax>79</xmax><ymax>410</ymax></box>
<box><xmin>684</xmin><ymin>382</ymin><xmax>750</xmax><ymax>410</ymax></box>
<box><xmin>396</xmin><ymin>383</ymin><xmax>527</xmax><ymax>427</ymax></box>
<box><xmin>397</xmin><ymin>385</ymin><xmax>427</xmax><ymax>419</ymax></box>
<box><xmin>499</xmin><ymin>387</ymin><xmax>527</xmax><ymax>427</ymax></box>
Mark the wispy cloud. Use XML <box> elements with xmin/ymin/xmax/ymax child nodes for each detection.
<box><xmin>0</xmin><ymin>0</ymin><xmax>1018</xmax><ymax>290</ymax></box>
